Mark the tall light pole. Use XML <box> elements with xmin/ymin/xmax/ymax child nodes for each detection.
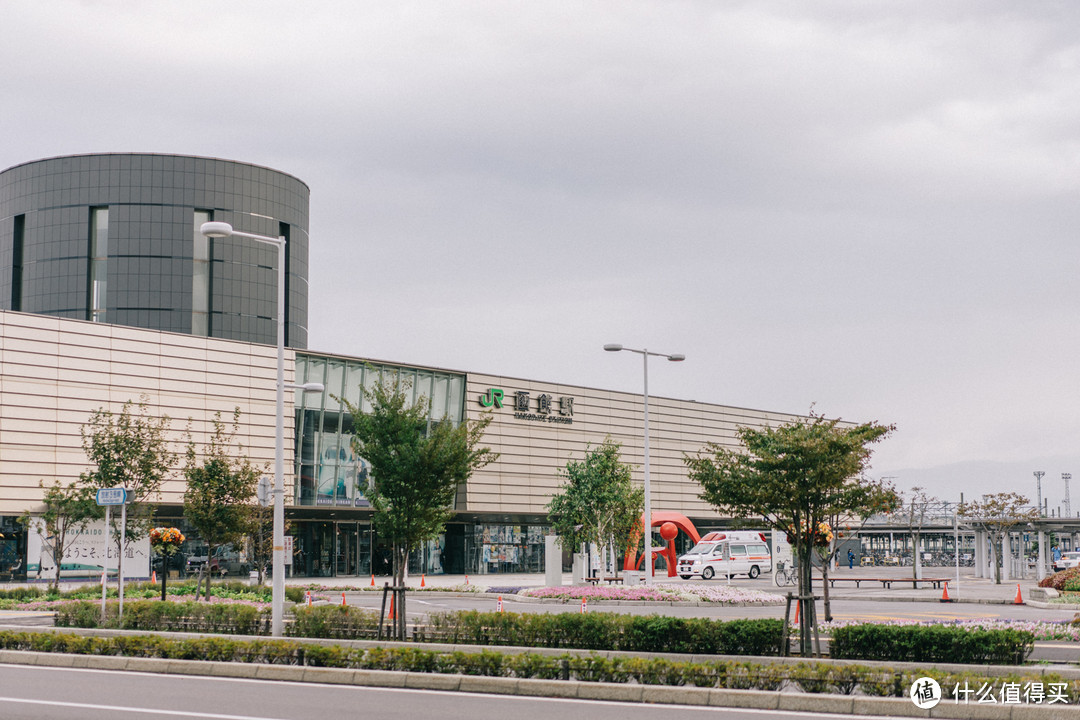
<box><xmin>1065</xmin><ymin>473</ymin><xmax>1073</xmax><ymax>518</ymax></box>
<box><xmin>199</xmin><ymin>221</ymin><xmax>321</xmax><ymax>636</ymax></box>
<box><xmin>1034</xmin><ymin>471</ymin><xmax>1045</xmax><ymax>517</ymax></box>
<box><xmin>604</xmin><ymin>344</ymin><xmax>685</xmax><ymax>583</ymax></box>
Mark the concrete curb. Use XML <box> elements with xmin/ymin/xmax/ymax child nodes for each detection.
<box><xmin>5</xmin><ymin>624</ymin><xmax>1078</xmax><ymax>678</ymax></box>
<box><xmin>0</xmin><ymin>649</ymin><xmax>1072</xmax><ymax>717</ymax></box>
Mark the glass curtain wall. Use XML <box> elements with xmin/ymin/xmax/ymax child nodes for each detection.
<box><xmin>466</xmin><ymin>524</ymin><xmax>550</xmax><ymax>574</ymax></box>
<box><xmin>293</xmin><ymin>354</ymin><xmax>466</xmax><ymax>509</ymax></box>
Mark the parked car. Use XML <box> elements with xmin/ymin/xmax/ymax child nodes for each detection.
<box><xmin>1053</xmin><ymin>551</ymin><xmax>1080</xmax><ymax>572</ymax></box>
<box><xmin>186</xmin><ymin>544</ymin><xmax>248</xmax><ymax>577</ymax></box>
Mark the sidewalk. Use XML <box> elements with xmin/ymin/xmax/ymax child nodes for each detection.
<box><xmin>284</xmin><ymin>566</ymin><xmax>1049</xmax><ymax>605</ymax></box>
<box><xmin>1</xmin><ymin>565</ymin><xmax>1054</xmax><ymax>606</ymax></box>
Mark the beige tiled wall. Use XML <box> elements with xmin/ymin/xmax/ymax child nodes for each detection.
<box><xmin>464</xmin><ymin>373</ymin><xmax>807</xmax><ymax>518</ymax></box>
<box><xmin>0</xmin><ymin>311</ymin><xmax>291</xmax><ymax>514</ymax></box>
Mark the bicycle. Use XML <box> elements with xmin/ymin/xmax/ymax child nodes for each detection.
<box><xmin>774</xmin><ymin>560</ymin><xmax>797</xmax><ymax>587</ymax></box>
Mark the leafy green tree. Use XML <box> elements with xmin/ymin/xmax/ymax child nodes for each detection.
<box><xmin>183</xmin><ymin>408</ymin><xmax>260</xmax><ymax>600</ymax></box>
<box><xmin>959</xmin><ymin>492</ymin><xmax>1038</xmax><ymax>584</ymax></box>
<box><xmin>247</xmin><ymin>500</ymin><xmax>276</xmax><ymax>586</ymax></box>
<box><xmin>685</xmin><ymin>412</ymin><xmax>893</xmax><ymax>657</ymax></box>
<box><xmin>898</xmin><ymin>486</ymin><xmax>938</xmax><ymax>581</ymax></box>
<box><xmin>342</xmin><ymin>377</ymin><xmax>496</xmax><ymax>638</ymax></box>
<box><xmin>817</xmin><ymin>478</ymin><xmax>899</xmax><ymax>621</ymax></box>
<box><xmin>79</xmin><ymin>397</ymin><xmax>176</xmax><ymax>588</ymax></box>
<box><xmin>546</xmin><ymin>436</ymin><xmax>644</xmax><ymax>577</ymax></box>
<box><xmin>24</xmin><ymin>480</ymin><xmax>101</xmax><ymax>593</ymax></box>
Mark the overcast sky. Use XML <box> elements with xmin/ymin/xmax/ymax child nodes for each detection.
<box><xmin>3</xmin><ymin>1</ymin><xmax>1078</xmax><ymax>507</ymax></box>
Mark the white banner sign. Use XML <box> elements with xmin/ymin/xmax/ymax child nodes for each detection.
<box><xmin>26</xmin><ymin>517</ymin><xmax>150</xmax><ymax>580</ymax></box>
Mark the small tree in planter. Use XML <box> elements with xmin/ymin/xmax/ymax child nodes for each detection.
<box><xmin>149</xmin><ymin>526</ymin><xmax>185</xmax><ymax>601</ymax></box>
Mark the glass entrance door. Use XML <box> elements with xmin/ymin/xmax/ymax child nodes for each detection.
<box><xmin>337</xmin><ymin>523</ymin><xmax>358</xmax><ymax>576</ymax></box>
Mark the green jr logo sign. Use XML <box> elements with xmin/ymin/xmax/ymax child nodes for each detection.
<box><xmin>478</xmin><ymin>388</ymin><xmax>504</xmax><ymax>409</ymax></box>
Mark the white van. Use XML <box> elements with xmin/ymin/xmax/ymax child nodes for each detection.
<box><xmin>676</xmin><ymin>531</ymin><xmax>772</xmax><ymax>580</ymax></box>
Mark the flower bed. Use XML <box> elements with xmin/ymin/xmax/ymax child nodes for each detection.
<box><xmin>520</xmin><ymin>583</ymin><xmax>783</xmax><ymax>605</ymax></box>
<box><xmin>300</xmin><ymin>583</ymin><xmax>484</xmax><ymax>594</ymax></box>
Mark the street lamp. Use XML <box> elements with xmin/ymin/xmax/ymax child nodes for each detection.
<box><xmin>1034</xmin><ymin>471</ymin><xmax>1045</xmax><ymax>518</ymax></box>
<box><xmin>604</xmin><ymin>344</ymin><xmax>685</xmax><ymax>583</ymax></box>
<box><xmin>199</xmin><ymin>221</ymin><xmax>321</xmax><ymax>636</ymax></box>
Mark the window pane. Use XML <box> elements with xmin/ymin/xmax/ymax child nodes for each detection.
<box><xmin>431</xmin><ymin>376</ymin><xmax>448</xmax><ymax>420</ymax></box>
<box><xmin>325</xmin><ymin>361</ymin><xmax>345</xmax><ymax>411</ymax></box>
<box><xmin>344</xmin><ymin>363</ymin><xmax>364</xmax><ymax>408</ymax></box>
<box><xmin>191</xmin><ymin>210</ymin><xmax>210</xmax><ymax>335</ymax></box>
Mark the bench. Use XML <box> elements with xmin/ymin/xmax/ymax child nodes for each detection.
<box><xmin>827</xmin><ymin>577</ymin><xmax>949</xmax><ymax>590</ymax></box>
<box><xmin>584</xmin><ymin>576</ymin><xmax>624</xmax><ymax>585</ymax></box>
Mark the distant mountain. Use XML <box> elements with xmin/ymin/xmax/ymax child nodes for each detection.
<box><xmin>875</xmin><ymin>455</ymin><xmax>1080</xmax><ymax>516</ymax></box>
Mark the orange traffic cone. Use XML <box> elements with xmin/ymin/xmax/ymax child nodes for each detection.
<box><xmin>388</xmin><ymin>595</ymin><xmax>396</xmax><ymax>620</ymax></box>
<box><xmin>151</xmin><ymin>570</ymin><xmax>157</xmax><ymax>583</ymax></box>
<box><xmin>793</xmin><ymin>598</ymin><xmax>801</xmax><ymax>625</ymax></box>
<box><xmin>940</xmin><ymin>582</ymin><xmax>953</xmax><ymax>603</ymax></box>
<box><xmin>306</xmin><ymin>590</ymin><xmax>312</xmax><ymax>607</ymax></box>
<box><xmin>580</xmin><ymin>597</ymin><xmax>588</xmax><ymax>614</ymax></box>
<box><xmin>497</xmin><ymin>595</ymin><xmax>503</xmax><ymax>613</ymax></box>
<box><xmin>421</xmin><ymin>574</ymin><xmax>426</xmax><ymax>588</ymax></box>
<box><xmin>1014</xmin><ymin>583</ymin><xmax>1024</xmax><ymax>605</ymax></box>
<box><xmin>370</xmin><ymin>574</ymin><xmax>375</xmax><ymax>587</ymax></box>
<box><xmin>340</xmin><ymin>591</ymin><xmax>346</xmax><ymax>607</ymax></box>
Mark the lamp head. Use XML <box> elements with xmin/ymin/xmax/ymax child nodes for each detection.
<box><xmin>668</xmin><ymin>353</ymin><xmax>686</xmax><ymax>362</ymax></box>
<box><xmin>200</xmin><ymin>221</ymin><xmax>234</xmax><ymax>238</ymax></box>
<box><xmin>603</xmin><ymin>344</ymin><xmax>623</xmax><ymax>352</ymax></box>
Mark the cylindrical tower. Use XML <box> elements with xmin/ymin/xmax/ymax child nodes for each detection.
<box><xmin>0</xmin><ymin>153</ymin><xmax>309</xmax><ymax>348</ymax></box>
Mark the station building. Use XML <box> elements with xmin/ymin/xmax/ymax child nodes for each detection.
<box><xmin>0</xmin><ymin>153</ymin><xmax>807</xmax><ymax>580</ymax></box>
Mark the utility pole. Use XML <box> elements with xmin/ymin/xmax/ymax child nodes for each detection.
<box><xmin>1034</xmin><ymin>471</ymin><xmax>1045</xmax><ymax>517</ymax></box>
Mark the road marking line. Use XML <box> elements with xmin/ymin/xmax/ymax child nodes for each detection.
<box><xmin>0</xmin><ymin>696</ymin><xmax>287</xmax><ymax>720</ymax></box>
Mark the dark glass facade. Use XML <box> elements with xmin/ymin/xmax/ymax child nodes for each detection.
<box><xmin>293</xmin><ymin>353</ymin><xmax>467</xmax><ymax>508</ymax></box>
<box><xmin>0</xmin><ymin>153</ymin><xmax>309</xmax><ymax>348</ymax></box>
<box><xmin>288</xmin><ymin>353</ymin><xmax>551</xmax><ymax>578</ymax></box>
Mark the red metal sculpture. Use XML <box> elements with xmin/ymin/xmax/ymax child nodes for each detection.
<box><xmin>622</xmin><ymin>511</ymin><xmax>701</xmax><ymax>577</ymax></box>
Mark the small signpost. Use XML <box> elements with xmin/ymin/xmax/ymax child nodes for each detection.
<box><xmin>96</xmin><ymin>488</ymin><xmax>127</xmax><ymax>621</ymax></box>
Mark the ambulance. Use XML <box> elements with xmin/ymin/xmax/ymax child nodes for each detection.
<box><xmin>676</xmin><ymin>531</ymin><xmax>772</xmax><ymax>580</ymax></box>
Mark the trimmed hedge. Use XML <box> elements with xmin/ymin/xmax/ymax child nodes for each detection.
<box><xmin>0</xmin><ymin>629</ymin><xmax>1075</xmax><ymax>700</ymax></box>
<box><xmin>50</xmin><ymin>603</ymin><xmax>1035</xmax><ymax>668</ymax></box>
<box><xmin>422</xmin><ymin>612</ymin><xmax>784</xmax><ymax>656</ymax></box>
<box><xmin>288</xmin><ymin>605</ymin><xmax>381</xmax><ymax>639</ymax></box>
<box><xmin>830</xmin><ymin>624</ymin><xmax>1034</xmax><ymax>665</ymax></box>
<box><xmin>55</xmin><ymin>601</ymin><xmax>272</xmax><ymax>635</ymax></box>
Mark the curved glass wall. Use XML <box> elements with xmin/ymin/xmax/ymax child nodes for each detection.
<box><xmin>294</xmin><ymin>353</ymin><xmax>466</xmax><ymax>508</ymax></box>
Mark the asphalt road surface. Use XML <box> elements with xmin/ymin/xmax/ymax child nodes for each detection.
<box><xmin>0</xmin><ymin>664</ymin><xmax>896</xmax><ymax>720</ymax></box>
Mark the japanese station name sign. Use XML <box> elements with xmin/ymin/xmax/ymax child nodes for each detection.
<box><xmin>96</xmin><ymin>487</ymin><xmax>128</xmax><ymax>506</ymax></box>
<box><xmin>478</xmin><ymin>388</ymin><xmax>574</xmax><ymax>425</ymax></box>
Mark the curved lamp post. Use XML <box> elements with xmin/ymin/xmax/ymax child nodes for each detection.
<box><xmin>199</xmin><ymin>221</ymin><xmax>322</xmax><ymax>636</ymax></box>
<box><xmin>603</xmin><ymin>344</ymin><xmax>684</xmax><ymax>583</ymax></box>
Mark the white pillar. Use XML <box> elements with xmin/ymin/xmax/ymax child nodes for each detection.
<box><xmin>974</xmin><ymin>532</ymin><xmax>984</xmax><ymax>578</ymax></box>
<box><xmin>1037</xmin><ymin>531</ymin><xmax>1046</xmax><ymax>581</ymax></box>
<box><xmin>545</xmin><ymin>535</ymin><xmax>562</xmax><ymax>587</ymax></box>
<box><xmin>1001</xmin><ymin>534</ymin><xmax>1010</xmax><ymax>582</ymax></box>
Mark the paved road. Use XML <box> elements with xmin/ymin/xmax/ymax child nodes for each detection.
<box><xmin>0</xmin><ymin>664</ymin><xmax>891</xmax><ymax>720</ymax></box>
